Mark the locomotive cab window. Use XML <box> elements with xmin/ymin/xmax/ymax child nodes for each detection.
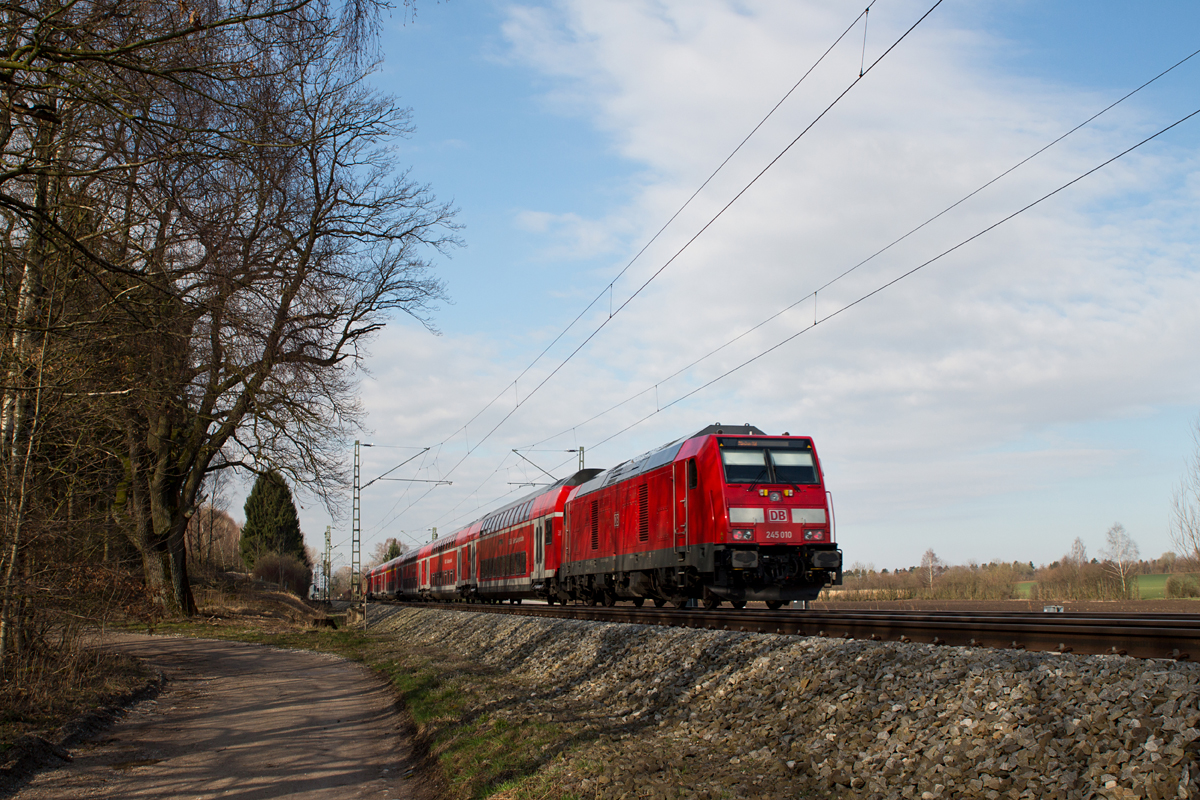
<box><xmin>720</xmin><ymin>450</ymin><xmax>769</xmax><ymax>484</ymax></box>
<box><xmin>718</xmin><ymin>440</ymin><xmax>820</xmax><ymax>485</ymax></box>
<box><xmin>769</xmin><ymin>451</ymin><xmax>818</xmax><ymax>484</ymax></box>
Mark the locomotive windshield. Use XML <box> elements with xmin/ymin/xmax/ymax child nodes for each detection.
<box><xmin>769</xmin><ymin>451</ymin><xmax>818</xmax><ymax>484</ymax></box>
<box><xmin>720</xmin><ymin>450</ymin><xmax>769</xmax><ymax>484</ymax></box>
<box><xmin>718</xmin><ymin>438</ymin><xmax>819</xmax><ymax>485</ymax></box>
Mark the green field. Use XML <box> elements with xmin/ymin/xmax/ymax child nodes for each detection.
<box><xmin>1012</xmin><ymin>574</ymin><xmax>1199</xmax><ymax>600</ymax></box>
<box><xmin>1136</xmin><ymin>573</ymin><xmax>1176</xmax><ymax>600</ymax></box>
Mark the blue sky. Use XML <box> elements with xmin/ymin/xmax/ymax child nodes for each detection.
<box><xmin>273</xmin><ymin>1</ymin><xmax>1200</xmax><ymax>573</ymax></box>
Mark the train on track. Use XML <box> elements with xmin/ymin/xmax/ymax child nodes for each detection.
<box><xmin>364</xmin><ymin>424</ymin><xmax>843</xmax><ymax>609</ymax></box>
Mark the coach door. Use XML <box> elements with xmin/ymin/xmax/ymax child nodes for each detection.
<box><xmin>535</xmin><ymin>522</ymin><xmax>544</xmax><ymax>578</ymax></box>
<box><xmin>673</xmin><ymin>460</ymin><xmax>689</xmax><ymax>554</ymax></box>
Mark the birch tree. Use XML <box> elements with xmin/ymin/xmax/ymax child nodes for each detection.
<box><xmin>1100</xmin><ymin>522</ymin><xmax>1139</xmax><ymax>597</ymax></box>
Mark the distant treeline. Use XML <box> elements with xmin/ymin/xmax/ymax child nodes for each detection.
<box><xmin>831</xmin><ymin>551</ymin><xmax>1196</xmax><ymax>602</ymax></box>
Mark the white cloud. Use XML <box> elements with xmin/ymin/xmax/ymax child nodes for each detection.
<box><xmin>311</xmin><ymin>1</ymin><xmax>1200</xmax><ymax>568</ymax></box>
<box><xmin>513</xmin><ymin>209</ymin><xmax>629</xmax><ymax>259</ymax></box>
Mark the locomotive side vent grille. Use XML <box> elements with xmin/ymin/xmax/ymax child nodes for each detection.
<box><xmin>638</xmin><ymin>483</ymin><xmax>650</xmax><ymax>542</ymax></box>
<box><xmin>590</xmin><ymin>499</ymin><xmax>599</xmax><ymax>550</ymax></box>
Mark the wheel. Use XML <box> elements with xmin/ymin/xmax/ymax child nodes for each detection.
<box><xmin>766</xmin><ymin>600</ymin><xmax>784</xmax><ymax>610</ymax></box>
<box><xmin>731</xmin><ymin>600</ymin><xmax>747</xmax><ymax>609</ymax></box>
<box><xmin>602</xmin><ymin>591</ymin><xmax>617</xmax><ymax>607</ymax></box>
<box><xmin>653</xmin><ymin>598</ymin><xmax>667</xmax><ymax>608</ymax></box>
<box><xmin>673</xmin><ymin>598</ymin><xmax>689</xmax><ymax>609</ymax></box>
<box><xmin>545</xmin><ymin>595</ymin><xmax>555</xmax><ymax>606</ymax></box>
<box><xmin>587</xmin><ymin>594</ymin><xmax>600</xmax><ymax>606</ymax></box>
<box><xmin>631</xmin><ymin>598</ymin><xmax>645</xmax><ymax>607</ymax></box>
<box><xmin>702</xmin><ymin>596</ymin><xmax>720</xmax><ymax>610</ymax></box>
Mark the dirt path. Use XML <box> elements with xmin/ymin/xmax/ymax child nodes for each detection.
<box><xmin>12</xmin><ymin>634</ymin><xmax>421</xmax><ymax>800</ymax></box>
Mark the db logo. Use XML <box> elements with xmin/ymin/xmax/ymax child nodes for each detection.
<box><xmin>767</xmin><ymin>509</ymin><xmax>788</xmax><ymax>523</ymax></box>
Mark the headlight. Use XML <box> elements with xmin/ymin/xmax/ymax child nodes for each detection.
<box><xmin>731</xmin><ymin>529</ymin><xmax>755</xmax><ymax>541</ymax></box>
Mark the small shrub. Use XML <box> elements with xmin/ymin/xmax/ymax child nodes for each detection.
<box><xmin>1165</xmin><ymin>574</ymin><xmax>1200</xmax><ymax>598</ymax></box>
<box><xmin>251</xmin><ymin>552</ymin><xmax>312</xmax><ymax>597</ymax></box>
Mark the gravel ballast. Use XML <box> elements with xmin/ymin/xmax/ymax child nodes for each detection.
<box><xmin>372</xmin><ymin>606</ymin><xmax>1200</xmax><ymax>799</ymax></box>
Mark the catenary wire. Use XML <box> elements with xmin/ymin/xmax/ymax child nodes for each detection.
<box><xmin>360</xmin><ymin>34</ymin><xmax>1196</xmax><ymax>548</ymax></box>
<box><xmin>420</xmin><ymin>0</ymin><xmax>946</xmax><ymax>511</ymax></box>
<box><xmin>378</xmin><ymin>2</ymin><xmax>930</xmax><ymax>536</ymax></box>
<box><xmin>520</xmin><ymin>43</ymin><xmax>1200</xmax><ymax>450</ymax></box>
<box><xmin>582</xmin><ymin>103</ymin><xmax>1200</xmax><ymax>451</ymax></box>
<box><xmin>419</xmin><ymin>2</ymin><xmax>881</xmax><ymax>455</ymax></box>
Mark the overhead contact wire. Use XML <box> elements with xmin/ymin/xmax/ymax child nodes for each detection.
<box><xmin>431</xmin><ymin>2</ymin><xmax>878</xmax><ymax>454</ymax></box>
<box><xmin>436</xmin><ymin>0</ymin><xmax>944</xmax><ymax>484</ymax></box>
<box><xmin>587</xmin><ymin>103</ymin><xmax>1200</xmax><ymax>450</ymax></box>
<box><xmin>524</xmin><ymin>44</ymin><xmax>1200</xmax><ymax>449</ymax></box>
<box><xmin>381</xmin><ymin>0</ymin><xmax>942</xmax><ymax>537</ymax></box>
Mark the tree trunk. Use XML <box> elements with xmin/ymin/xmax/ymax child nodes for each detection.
<box><xmin>124</xmin><ymin>421</ymin><xmax>170</xmax><ymax>611</ymax></box>
<box><xmin>0</xmin><ymin>105</ymin><xmax>56</xmax><ymax>665</ymax></box>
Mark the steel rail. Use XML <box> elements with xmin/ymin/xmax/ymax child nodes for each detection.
<box><xmin>389</xmin><ymin>602</ymin><xmax>1199</xmax><ymax>661</ymax></box>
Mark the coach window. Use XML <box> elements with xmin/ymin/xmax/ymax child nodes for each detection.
<box><xmin>544</xmin><ymin>519</ymin><xmax>552</xmax><ymax>546</ymax></box>
<box><xmin>535</xmin><ymin>522</ymin><xmax>543</xmax><ymax>562</ymax></box>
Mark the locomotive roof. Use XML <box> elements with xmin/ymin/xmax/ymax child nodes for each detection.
<box><xmin>573</xmin><ymin>423</ymin><xmax>768</xmax><ymax>497</ymax></box>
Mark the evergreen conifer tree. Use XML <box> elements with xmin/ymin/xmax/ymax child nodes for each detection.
<box><xmin>240</xmin><ymin>471</ymin><xmax>305</xmax><ymax>570</ymax></box>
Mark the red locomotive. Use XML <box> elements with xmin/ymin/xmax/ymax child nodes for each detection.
<box><xmin>364</xmin><ymin>424</ymin><xmax>842</xmax><ymax>608</ymax></box>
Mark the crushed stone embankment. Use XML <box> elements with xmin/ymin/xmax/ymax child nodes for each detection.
<box><xmin>373</xmin><ymin>605</ymin><xmax>1200</xmax><ymax>800</ymax></box>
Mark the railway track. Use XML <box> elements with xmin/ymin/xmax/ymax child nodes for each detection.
<box><xmin>389</xmin><ymin>601</ymin><xmax>1200</xmax><ymax>661</ymax></box>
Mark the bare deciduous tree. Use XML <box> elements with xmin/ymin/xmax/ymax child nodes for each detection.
<box><xmin>1100</xmin><ymin>522</ymin><xmax>1139</xmax><ymax>597</ymax></box>
<box><xmin>1171</xmin><ymin>416</ymin><xmax>1200</xmax><ymax>566</ymax></box>
<box><xmin>920</xmin><ymin>548</ymin><xmax>942</xmax><ymax>589</ymax></box>
<box><xmin>187</xmin><ymin>506</ymin><xmax>242</xmax><ymax>574</ymax></box>
<box><xmin>0</xmin><ymin>0</ymin><xmax>452</xmax><ymax>678</ymax></box>
<box><xmin>1066</xmin><ymin>537</ymin><xmax>1088</xmax><ymax>566</ymax></box>
<box><xmin>366</xmin><ymin>537</ymin><xmax>405</xmax><ymax>568</ymax></box>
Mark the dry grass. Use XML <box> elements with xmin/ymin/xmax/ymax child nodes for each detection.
<box><xmin>0</xmin><ymin>571</ymin><xmax>321</xmax><ymax>760</ymax></box>
<box><xmin>0</xmin><ymin>625</ymin><xmax>149</xmax><ymax>758</ymax></box>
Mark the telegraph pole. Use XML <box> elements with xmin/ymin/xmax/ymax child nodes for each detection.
<box><xmin>352</xmin><ymin>441</ymin><xmax>364</xmax><ymax>601</ymax></box>
<box><xmin>323</xmin><ymin>526</ymin><xmax>332</xmax><ymax>601</ymax></box>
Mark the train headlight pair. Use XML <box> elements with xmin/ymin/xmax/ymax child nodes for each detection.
<box><xmin>731</xmin><ymin>529</ymin><xmax>754</xmax><ymax>541</ymax></box>
<box><xmin>803</xmin><ymin>529</ymin><xmax>825</xmax><ymax>541</ymax></box>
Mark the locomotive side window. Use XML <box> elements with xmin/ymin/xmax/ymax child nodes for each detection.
<box><xmin>720</xmin><ymin>450</ymin><xmax>768</xmax><ymax>484</ymax></box>
<box><xmin>769</xmin><ymin>450</ymin><xmax>819</xmax><ymax>484</ymax></box>
<box><xmin>686</xmin><ymin>458</ymin><xmax>698</xmax><ymax>489</ymax></box>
